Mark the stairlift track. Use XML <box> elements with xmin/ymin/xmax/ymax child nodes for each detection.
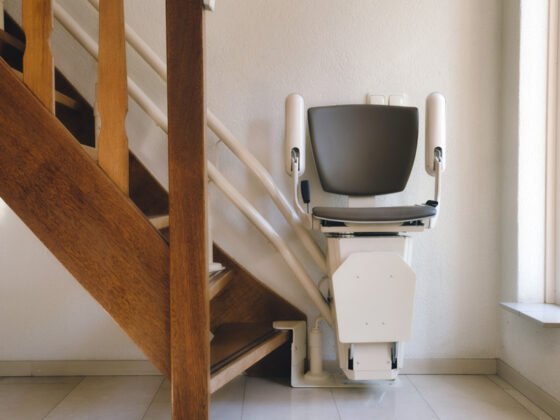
<box><xmin>51</xmin><ymin>0</ymin><xmax>446</xmax><ymax>387</ymax></box>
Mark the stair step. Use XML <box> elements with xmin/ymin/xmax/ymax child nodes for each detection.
<box><xmin>210</xmin><ymin>323</ymin><xmax>289</xmax><ymax>393</ymax></box>
<box><xmin>9</xmin><ymin>67</ymin><xmax>81</xmax><ymax>110</ymax></box>
<box><xmin>209</xmin><ymin>269</ymin><xmax>233</xmax><ymax>300</ymax></box>
<box><xmin>0</xmin><ymin>28</ymin><xmax>24</xmax><ymax>52</ymax></box>
<box><xmin>0</xmin><ymin>26</ymin><xmax>80</xmax><ymax>111</ymax></box>
<box><xmin>82</xmin><ymin>145</ymin><xmax>98</xmax><ymax>161</ymax></box>
<box><xmin>149</xmin><ymin>214</ymin><xmax>169</xmax><ymax>230</ymax></box>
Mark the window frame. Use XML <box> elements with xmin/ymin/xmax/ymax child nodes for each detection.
<box><xmin>546</xmin><ymin>0</ymin><xmax>559</xmax><ymax>304</ymax></box>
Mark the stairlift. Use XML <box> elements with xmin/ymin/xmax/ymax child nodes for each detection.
<box><xmin>276</xmin><ymin>92</ymin><xmax>446</xmax><ymax>386</ymax></box>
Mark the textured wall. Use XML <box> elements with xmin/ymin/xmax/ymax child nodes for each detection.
<box><xmin>0</xmin><ymin>0</ymin><xmax>503</xmax><ymax>362</ymax></box>
<box><xmin>205</xmin><ymin>0</ymin><xmax>503</xmax><ymax>360</ymax></box>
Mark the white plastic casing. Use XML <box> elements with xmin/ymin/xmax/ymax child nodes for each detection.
<box><xmin>367</xmin><ymin>95</ymin><xmax>386</xmax><ymax>105</ymax></box>
<box><xmin>285</xmin><ymin>94</ymin><xmax>306</xmax><ymax>176</ymax></box>
<box><xmin>425</xmin><ymin>92</ymin><xmax>446</xmax><ymax>176</ymax></box>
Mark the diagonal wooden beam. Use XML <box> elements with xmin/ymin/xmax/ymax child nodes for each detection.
<box><xmin>0</xmin><ymin>60</ymin><xmax>170</xmax><ymax>376</ymax></box>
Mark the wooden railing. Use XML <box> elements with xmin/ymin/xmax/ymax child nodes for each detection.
<box><xmin>15</xmin><ymin>0</ymin><xmax>209</xmax><ymax>418</ymax></box>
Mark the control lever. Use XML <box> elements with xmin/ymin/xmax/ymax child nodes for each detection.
<box><xmin>301</xmin><ymin>180</ymin><xmax>311</xmax><ymax>213</ymax></box>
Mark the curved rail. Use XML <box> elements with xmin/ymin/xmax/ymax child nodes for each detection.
<box><xmin>53</xmin><ymin>2</ymin><xmax>329</xmax><ymax>314</ymax></box>
<box><xmin>206</xmin><ymin>111</ymin><xmax>327</xmax><ymax>272</ymax></box>
<box><xmin>208</xmin><ymin>162</ymin><xmax>332</xmax><ymax>324</ymax></box>
<box><xmin>84</xmin><ymin>0</ymin><xmax>326</xmax><ymax>273</ymax></box>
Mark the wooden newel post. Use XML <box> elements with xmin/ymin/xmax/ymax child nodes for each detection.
<box><xmin>22</xmin><ymin>0</ymin><xmax>54</xmax><ymax>113</ymax></box>
<box><xmin>166</xmin><ymin>0</ymin><xmax>209</xmax><ymax>419</ymax></box>
<box><xmin>97</xmin><ymin>0</ymin><xmax>129</xmax><ymax>194</ymax></box>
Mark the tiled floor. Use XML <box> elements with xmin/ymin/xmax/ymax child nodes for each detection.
<box><xmin>0</xmin><ymin>374</ymin><xmax>552</xmax><ymax>420</ymax></box>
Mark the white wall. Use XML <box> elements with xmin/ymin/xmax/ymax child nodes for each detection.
<box><xmin>207</xmin><ymin>0</ymin><xmax>503</xmax><ymax>360</ymax></box>
<box><xmin>1</xmin><ymin>0</ymin><xmax>503</xmax><ymax>362</ymax></box>
<box><xmin>498</xmin><ymin>0</ymin><xmax>560</xmax><ymax>402</ymax></box>
<box><xmin>0</xmin><ymin>200</ymin><xmax>145</xmax><ymax>360</ymax></box>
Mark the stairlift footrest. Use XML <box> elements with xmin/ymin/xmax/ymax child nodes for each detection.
<box><xmin>274</xmin><ymin>321</ymin><xmax>394</xmax><ymax>388</ymax></box>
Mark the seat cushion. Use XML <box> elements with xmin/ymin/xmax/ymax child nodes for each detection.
<box><xmin>312</xmin><ymin>205</ymin><xmax>437</xmax><ymax>224</ymax></box>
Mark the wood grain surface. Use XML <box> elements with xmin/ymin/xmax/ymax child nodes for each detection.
<box><xmin>22</xmin><ymin>0</ymin><xmax>54</xmax><ymax>112</ymax></box>
<box><xmin>97</xmin><ymin>0</ymin><xmax>129</xmax><ymax>193</ymax></box>
<box><xmin>0</xmin><ymin>61</ymin><xmax>170</xmax><ymax>376</ymax></box>
<box><xmin>166</xmin><ymin>0</ymin><xmax>209</xmax><ymax>417</ymax></box>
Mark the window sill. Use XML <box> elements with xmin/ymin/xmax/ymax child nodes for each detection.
<box><xmin>501</xmin><ymin>302</ymin><xmax>560</xmax><ymax>327</ymax></box>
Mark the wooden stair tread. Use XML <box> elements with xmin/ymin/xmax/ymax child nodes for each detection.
<box><xmin>0</xmin><ymin>28</ymin><xmax>24</xmax><ymax>52</ymax></box>
<box><xmin>81</xmin><ymin>145</ymin><xmax>98</xmax><ymax>161</ymax></box>
<box><xmin>8</xmin><ymin>66</ymin><xmax>81</xmax><ymax>110</ymax></box>
<box><xmin>147</xmin><ymin>213</ymin><xmax>231</xmax><ymax>300</ymax></box>
<box><xmin>209</xmin><ymin>269</ymin><xmax>233</xmax><ymax>300</ymax></box>
<box><xmin>210</xmin><ymin>323</ymin><xmax>289</xmax><ymax>393</ymax></box>
<box><xmin>149</xmin><ymin>214</ymin><xmax>169</xmax><ymax>230</ymax></box>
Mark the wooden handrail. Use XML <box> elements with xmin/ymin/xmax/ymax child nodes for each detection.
<box><xmin>22</xmin><ymin>0</ymin><xmax>54</xmax><ymax>112</ymax></box>
<box><xmin>166</xmin><ymin>0</ymin><xmax>209</xmax><ymax>418</ymax></box>
<box><xmin>97</xmin><ymin>0</ymin><xmax>129</xmax><ymax>194</ymax></box>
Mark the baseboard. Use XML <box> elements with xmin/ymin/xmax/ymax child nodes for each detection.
<box><xmin>1</xmin><ymin>358</ymin><xmax>496</xmax><ymax>377</ymax></box>
<box><xmin>0</xmin><ymin>360</ymin><xmax>160</xmax><ymax>376</ymax></box>
<box><xmin>401</xmin><ymin>358</ymin><xmax>497</xmax><ymax>374</ymax></box>
<box><xmin>497</xmin><ymin>359</ymin><xmax>560</xmax><ymax>419</ymax></box>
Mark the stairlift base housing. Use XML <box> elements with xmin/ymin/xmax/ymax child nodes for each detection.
<box><xmin>328</xmin><ymin>236</ymin><xmax>414</xmax><ymax>380</ymax></box>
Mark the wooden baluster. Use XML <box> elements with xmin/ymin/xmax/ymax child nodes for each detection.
<box><xmin>22</xmin><ymin>0</ymin><xmax>54</xmax><ymax>113</ymax></box>
<box><xmin>97</xmin><ymin>0</ymin><xmax>129</xmax><ymax>194</ymax></box>
<box><xmin>166</xmin><ymin>0</ymin><xmax>209</xmax><ymax>418</ymax></box>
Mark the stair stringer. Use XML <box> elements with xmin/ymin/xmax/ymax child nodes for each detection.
<box><xmin>0</xmin><ymin>60</ymin><xmax>171</xmax><ymax>376</ymax></box>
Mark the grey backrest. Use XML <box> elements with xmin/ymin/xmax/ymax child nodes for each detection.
<box><xmin>308</xmin><ymin>105</ymin><xmax>419</xmax><ymax>196</ymax></box>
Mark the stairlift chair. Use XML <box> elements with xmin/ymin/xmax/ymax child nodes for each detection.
<box><xmin>281</xmin><ymin>92</ymin><xmax>446</xmax><ymax>384</ymax></box>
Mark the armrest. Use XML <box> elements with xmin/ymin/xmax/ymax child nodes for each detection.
<box><xmin>285</xmin><ymin>93</ymin><xmax>312</xmax><ymax>229</ymax></box>
<box><xmin>425</xmin><ymin>92</ymin><xmax>446</xmax><ymax>228</ymax></box>
<box><xmin>285</xmin><ymin>94</ymin><xmax>306</xmax><ymax>176</ymax></box>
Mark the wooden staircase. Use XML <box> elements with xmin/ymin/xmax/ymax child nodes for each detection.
<box><xmin>0</xmin><ymin>2</ymin><xmax>304</xmax><ymax>418</ymax></box>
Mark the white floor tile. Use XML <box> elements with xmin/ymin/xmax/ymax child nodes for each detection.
<box><xmin>0</xmin><ymin>374</ymin><xmax>552</xmax><ymax>419</ymax></box>
<box><xmin>242</xmin><ymin>377</ymin><xmax>340</xmax><ymax>420</ymax></box>
<box><xmin>141</xmin><ymin>379</ymin><xmax>170</xmax><ymax>420</ymax></box>
<box><xmin>0</xmin><ymin>376</ymin><xmax>82</xmax><ymax>420</ymax></box>
<box><xmin>332</xmin><ymin>376</ymin><xmax>438</xmax><ymax>420</ymax></box>
<box><xmin>211</xmin><ymin>375</ymin><xmax>246</xmax><ymax>420</ymax></box>
<box><xmin>487</xmin><ymin>376</ymin><xmax>553</xmax><ymax>420</ymax></box>
<box><xmin>44</xmin><ymin>376</ymin><xmax>163</xmax><ymax>420</ymax></box>
<box><xmin>408</xmin><ymin>375</ymin><xmax>537</xmax><ymax>420</ymax></box>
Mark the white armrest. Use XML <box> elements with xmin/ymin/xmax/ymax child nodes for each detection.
<box><xmin>285</xmin><ymin>94</ymin><xmax>306</xmax><ymax>176</ymax></box>
<box><xmin>425</xmin><ymin>92</ymin><xmax>446</xmax><ymax>204</ymax></box>
<box><xmin>425</xmin><ymin>92</ymin><xmax>446</xmax><ymax>228</ymax></box>
<box><xmin>425</xmin><ymin>92</ymin><xmax>446</xmax><ymax>177</ymax></box>
<box><xmin>285</xmin><ymin>94</ymin><xmax>312</xmax><ymax>229</ymax></box>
